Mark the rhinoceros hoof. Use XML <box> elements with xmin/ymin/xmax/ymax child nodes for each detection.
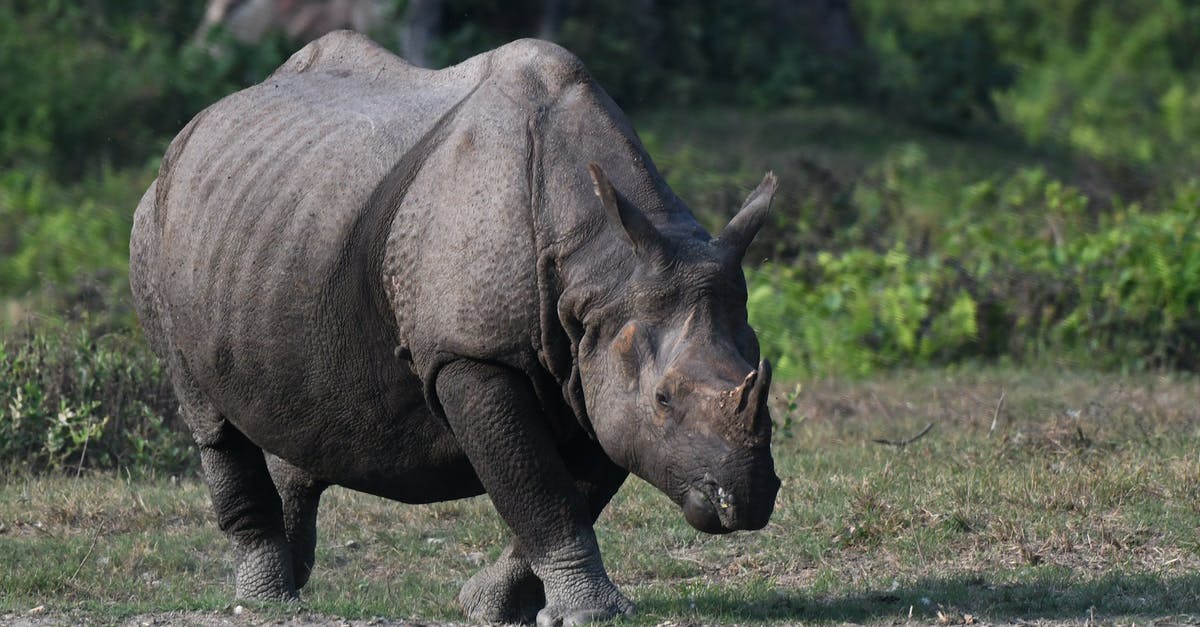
<box><xmin>235</xmin><ymin>539</ymin><xmax>298</xmax><ymax>601</ymax></box>
<box><xmin>535</xmin><ymin>599</ymin><xmax>634</xmax><ymax>627</ymax></box>
<box><xmin>458</xmin><ymin>561</ymin><xmax>545</xmax><ymax>624</ymax></box>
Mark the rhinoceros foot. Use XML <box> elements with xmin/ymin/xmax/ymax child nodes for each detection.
<box><xmin>458</xmin><ymin>545</ymin><xmax>545</xmax><ymax>623</ymax></box>
<box><xmin>535</xmin><ymin>593</ymin><xmax>634</xmax><ymax>627</ymax></box>
<box><xmin>235</xmin><ymin>537</ymin><xmax>299</xmax><ymax>602</ymax></box>
<box><xmin>534</xmin><ymin>565</ymin><xmax>634</xmax><ymax>627</ymax></box>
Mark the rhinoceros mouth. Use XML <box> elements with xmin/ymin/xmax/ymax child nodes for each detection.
<box><xmin>681</xmin><ymin>476</ymin><xmax>737</xmax><ymax>534</ymax></box>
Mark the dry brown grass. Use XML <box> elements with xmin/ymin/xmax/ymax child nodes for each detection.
<box><xmin>3</xmin><ymin>367</ymin><xmax>1200</xmax><ymax>624</ymax></box>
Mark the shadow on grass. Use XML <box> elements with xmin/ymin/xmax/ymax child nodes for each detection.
<box><xmin>636</xmin><ymin>570</ymin><xmax>1200</xmax><ymax>623</ymax></box>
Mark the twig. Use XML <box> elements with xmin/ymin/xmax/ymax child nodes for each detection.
<box><xmin>988</xmin><ymin>389</ymin><xmax>1007</xmax><ymax>437</ymax></box>
<box><xmin>872</xmin><ymin>422</ymin><xmax>934</xmax><ymax>448</ymax></box>
<box><xmin>75</xmin><ymin>431</ymin><xmax>90</xmax><ymax>479</ymax></box>
<box><xmin>69</xmin><ymin>522</ymin><xmax>104</xmax><ymax>582</ymax></box>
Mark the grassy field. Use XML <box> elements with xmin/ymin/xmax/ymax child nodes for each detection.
<box><xmin>3</xmin><ymin>367</ymin><xmax>1200</xmax><ymax>625</ymax></box>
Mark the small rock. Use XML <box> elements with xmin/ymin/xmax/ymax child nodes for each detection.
<box><xmin>233</xmin><ymin>605</ymin><xmax>245</xmax><ymax>615</ymax></box>
<box><xmin>345</xmin><ymin>539</ymin><xmax>361</xmax><ymax>550</ymax></box>
<box><xmin>425</xmin><ymin>537</ymin><xmax>445</xmax><ymax>545</ymax></box>
<box><xmin>27</xmin><ymin>606</ymin><xmax>45</xmax><ymax>615</ymax></box>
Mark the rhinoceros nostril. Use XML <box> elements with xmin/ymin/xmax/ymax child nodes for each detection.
<box><xmin>683</xmin><ymin>486</ymin><xmax>731</xmax><ymax>535</ymax></box>
<box><xmin>716</xmin><ymin>485</ymin><xmax>733</xmax><ymax>510</ymax></box>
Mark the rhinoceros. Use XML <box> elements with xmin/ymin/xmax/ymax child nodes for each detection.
<box><xmin>130</xmin><ymin>31</ymin><xmax>781</xmax><ymax>626</ymax></box>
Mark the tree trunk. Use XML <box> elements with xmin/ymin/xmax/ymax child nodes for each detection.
<box><xmin>400</xmin><ymin>0</ymin><xmax>442</xmax><ymax>68</ymax></box>
<box><xmin>778</xmin><ymin>0</ymin><xmax>863</xmax><ymax>56</ymax></box>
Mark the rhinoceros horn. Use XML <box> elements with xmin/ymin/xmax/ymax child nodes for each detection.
<box><xmin>589</xmin><ymin>162</ymin><xmax>672</xmax><ymax>267</ymax></box>
<box><xmin>733</xmin><ymin>359</ymin><xmax>773</xmax><ymax>441</ymax></box>
<box><xmin>717</xmin><ymin>172</ymin><xmax>778</xmax><ymax>261</ymax></box>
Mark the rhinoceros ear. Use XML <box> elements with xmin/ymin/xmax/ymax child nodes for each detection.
<box><xmin>717</xmin><ymin>172</ymin><xmax>778</xmax><ymax>261</ymax></box>
<box><xmin>589</xmin><ymin>162</ymin><xmax>672</xmax><ymax>267</ymax></box>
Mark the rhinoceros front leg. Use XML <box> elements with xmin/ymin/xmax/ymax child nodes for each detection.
<box><xmin>437</xmin><ymin>361</ymin><xmax>634</xmax><ymax>626</ymax></box>
<box><xmin>457</xmin><ymin>438</ymin><xmax>628</xmax><ymax>624</ymax></box>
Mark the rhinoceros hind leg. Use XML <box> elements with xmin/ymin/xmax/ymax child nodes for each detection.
<box><xmin>266</xmin><ymin>454</ymin><xmax>328</xmax><ymax>590</ymax></box>
<box><xmin>178</xmin><ymin>387</ymin><xmax>296</xmax><ymax>602</ymax></box>
<box><xmin>457</xmin><ymin>543</ymin><xmax>545</xmax><ymax>624</ymax></box>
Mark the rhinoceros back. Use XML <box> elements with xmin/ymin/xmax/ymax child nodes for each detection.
<box><xmin>130</xmin><ymin>31</ymin><xmax>499</xmax><ymax>476</ymax></box>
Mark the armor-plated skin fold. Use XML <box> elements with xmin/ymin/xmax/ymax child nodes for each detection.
<box><xmin>130</xmin><ymin>31</ymin><xmax>780</xmax><ymax>626</ymax></box>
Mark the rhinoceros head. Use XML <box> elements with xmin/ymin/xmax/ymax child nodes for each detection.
<box><xmin>577</xmin><ymin>163</ymin><xmax>781</xmax><ymax>534</ymax></box>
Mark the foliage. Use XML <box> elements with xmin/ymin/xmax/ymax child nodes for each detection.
<box><xmin>856</xmin><ymin>0</ymin><xmax>1200</xmax><ymax>167</ymax></box>
<box><xmin>861</xmin><ymin>9</ymin><xmax>1015</xmax><ymax>132</ymax></box>
<box><xmin>748</xmin><ymin>248</ymin><xmax>978</xmax><ymax>380</ymax></box>
<box><xmin>3</xmin><ymin>0</ymin><xmax>1200</xmax><ymax>474</ymax></box>
<box><xmin>427</xmin><ymin>0</ymin><xmax>876</xmax><ymax>110</ymax></box>
<box><xmin>746</xmin><ymin>168</ymin><xmax>1200</xmax><ymax>381</ymax></box>
<box><xmin>0</xmin><ymin>165</ymin><xmax>155</xmax><ymax>330</ymax></box>
<box><xmin>0</xmin><ymin>1</ymin><xmax>292</xmax><ymax>177</ymax></box>
<box><xmin>0</xmin><ymin>322</ymin><xmax>190</xmax><ymax>475</ymax></box>
<box><xmin>996</xmin><ymin>0</ymin><xmax>1200</xmax><ymax>169</ymax></box>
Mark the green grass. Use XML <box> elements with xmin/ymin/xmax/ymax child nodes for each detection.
<box><xmin>4</xmin><ymin>367</ymin><xmax>1200</xmax><ymax>624</ymax></box>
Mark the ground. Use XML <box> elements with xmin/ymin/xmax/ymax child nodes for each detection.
<box><xmin>3</xmin><ymin>367</ymin><xmax>1200</xmax><ymax>625</ymax></box>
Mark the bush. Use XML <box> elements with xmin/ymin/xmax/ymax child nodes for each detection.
<box><xmin>0</xmin><ymin>2</ymin><xmax>292</xmax><ymax>177</ymax></box>
<box><xmin>0</xmin><ymin>165</ymin><xmax>154</xmax><ymax>328</ymax></box>
<box><xmin>426</xmin><ymin>0</ymin><xmax>875</xmax><ymax>110</ymax></box>
<box><xmin>864</xmin><ymin>10</ymin><xmax>1015</xmax><ymax>132</ymax></box>
<box><xmin>748</xmin><ymin>246</ymin><xmax>978</xmax><ymax>380</ymax></box>
<box><xmin>746</xmin><ymin>169</ymin><xmax>1200</xmax><ymax>381</ymax></box>
<box><xmin>997</xmin><ymin>0</ymin><xmax>1200</xmax><ymax>169</ymax></box>
<box><xmin>0</xmin><ymin>322</ymin><xmax>191</xmax><ymax>475</ymax></box>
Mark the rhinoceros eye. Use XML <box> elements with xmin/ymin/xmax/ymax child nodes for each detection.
<box><xmin>655</xmin><ymin>389</ymin><xmax>671</xmax><ymax>408</ymax></box>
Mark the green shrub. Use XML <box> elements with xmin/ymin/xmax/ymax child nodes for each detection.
<box><xmin>745</xmin><ymin>168</ymin><xmax>1200</xmax><ymax>381</ymax></box>
<box><xmin>1057</xmin><ymin>181</ymin><xmax>1200</xmax><ymax>369</ymax></box>
<box><xmin>0</xmin><ymin>164</ymin><xmax>155</xmax><ymax>331</ymax></box>
<box><xmin>0</xmin><ymin>2</ymin><xmax>292</xmax><ymax>177</ymax></box>
<box><xmin>864</xmin><ymin>10</ymin><xmax>1015</xmax><ymax>132</ymax></box>
<box><xmin>998</xmin><ymin>0</ymin><xmax>1200</xmax><ymax>169</ymax></box>
<box><xmin>0</xmin><ymin>322</ymin><xmax>191</xmax><ymax>475</ymax></box>
<box><xmin>427</xmin><ymin>0</ymin><xmax>875</xmax><ymax>110</ymax></box>
<box><xmin>748</xmin><ymin>247</ymin><xmax>978</xmax><ymax>381</ymax></box>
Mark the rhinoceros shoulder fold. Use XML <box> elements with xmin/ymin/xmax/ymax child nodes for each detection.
<box><xmin>271</xmin><ymin>29</ymin><xmax>409</xmax><ymax>78</ymax></box>
<box><xmin>484</xmin><ymin>38</ymin><xmax>592</xmax><ymax>101</ymax></box>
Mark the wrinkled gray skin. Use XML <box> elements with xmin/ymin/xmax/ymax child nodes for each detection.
<box><xmin>130</xmin><ymin>31</ymin><xmax>781</xmax><ymax>626</ymax></box>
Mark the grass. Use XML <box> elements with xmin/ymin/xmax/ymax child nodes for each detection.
<box><xmin>3</xmin><ymin>367</ymin><xmax>1200</xmax><ymax>624</ymax></box>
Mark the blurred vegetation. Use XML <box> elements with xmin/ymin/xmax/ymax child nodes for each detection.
<box><xmin>0</xmin><ymin>321</ymin><xmax>189</xmax><ymax>474</ymax></box>
<box><xmin>1</xmin><ymin>0</ymin><xmax>1199</xmax><ymax>470</ymax></box>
